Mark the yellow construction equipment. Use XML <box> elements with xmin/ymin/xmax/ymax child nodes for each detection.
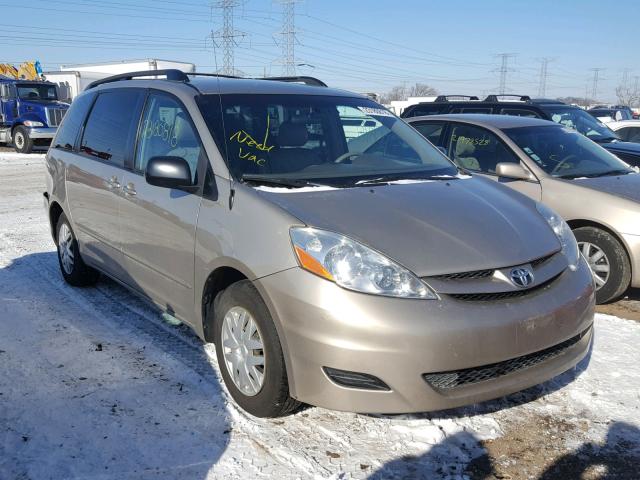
<box><xmin>0</xmin><ymin>62</ymin><xmax>39</xmax><ymax>80</ymax></box>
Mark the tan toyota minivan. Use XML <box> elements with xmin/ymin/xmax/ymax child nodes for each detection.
<box><xmin>44</xmin><ymin>70</ymin><xmax>595</xmax><ymax>417</ymax></box>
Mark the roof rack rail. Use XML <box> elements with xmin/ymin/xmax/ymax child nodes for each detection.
<box><xmin>85</xmin><ymin>69</ymin><xmax>328</xmax><ymax>91</ymax></box>
<box><xmin>259</xmin><ymin>76</ymin><xmax>327</xmax><ymax>87</ymax></box>
<box><xmin>86</xmin><ymin>69</ymin><xmax>189</xmax><ymax>90</ymax></box>
<box><xmin>434</xmin><ymin>95</ymin><xmax>479</xmax><ymax>102</ymax></box>
<box><xmin>186</xmin><ymin>72</ymin><xmax>240</xmax><ymax>80</ymax></box>
<box><xmin>483</xmin><ymin>94</ymin><xmax>531</xmax><ymax>103</ymax></box>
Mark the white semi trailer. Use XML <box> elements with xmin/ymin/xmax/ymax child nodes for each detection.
<box><xmin>43</xmin><ymin>59</ymin><xmax>196</xmax><ymax>102</ymax></box>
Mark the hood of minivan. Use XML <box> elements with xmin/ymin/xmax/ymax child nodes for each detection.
<box><xmin>570</xmin><ymin>172</ymin><xmax>640</xmax><ymax>203</ymax></box>
<box><xmin>256</xmin><ymin>177</ymin><xmax>561</xmax><ymax>277</ymax></box>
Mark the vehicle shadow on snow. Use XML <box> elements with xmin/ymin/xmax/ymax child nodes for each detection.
<box><xmin>367</xmin><ymin>421</ymin><xmax>640</xmax><ymax>479</ymax></box>
<box><xmin>0</xmin><ymin>251</ymin><xmax>232</xmax><ymax>479</ymax></box>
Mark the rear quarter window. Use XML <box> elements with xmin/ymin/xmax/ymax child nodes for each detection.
<box><xmin>52</xmin><ymin>92</ymin><xmax>95</xmax><ymax>151</ymax></box>
<box><xmin>79</xmin><ymin>89</ymin><xmax>145</xmax><ymax>167</ymax></box>
<box><xmin>403</xmin><ymin>104</ymin><xmax>447</xmax><ymax>117</ymax></box>
<box><xmin>499</xmin><ymin>108</ymin><xmax>541</xmax><ymax>118</ymax></box>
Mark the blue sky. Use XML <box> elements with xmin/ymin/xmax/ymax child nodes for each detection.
<box><xmin>2</xmin><ymin>0</ymin><xmax>638</xmax><ymax>101</ymax></box>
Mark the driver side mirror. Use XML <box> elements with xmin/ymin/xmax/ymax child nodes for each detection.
<box><xmin>495</xmin><ymin>162</ymin><xmax>534</xmax><ymax>181</ymax></box>
<box><xmin>145</xmin><ymin>156</ymin><xmax>193</xmax><ymax>189</ymax></box>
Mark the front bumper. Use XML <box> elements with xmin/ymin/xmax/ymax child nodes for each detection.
<box><xmin>622</xmin><ymin>233</ymin><xmax>640</xmax><ymax>288</ymax></box>
<box><xmin>256</xmin><ymin>256</ymin><xmax>595</xmax><ymax>414</ymax></box>
<box><xmin>27</xmin><ymin>127</ymin><xmax>57</xmax><ymax>139</ymax></box>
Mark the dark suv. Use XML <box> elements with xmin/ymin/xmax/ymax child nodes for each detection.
<box><xmin>401</xmin><ymin>95</ymin><xmax>640</xmax><ymax>166</ymax></box>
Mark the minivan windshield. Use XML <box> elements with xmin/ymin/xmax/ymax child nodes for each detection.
<box><xmin>505</xmin><ymin>125</ymin><xmax>634</xmax><ymax>179</ymax></box>
<box><xmin>17</xmin><ymin>83</ymin><xmax>58</xmax><ymax>101</ymax></box>
<box><xmin>197</xmin><ymin>94</ymin><xmax>458</xmax><ymax>186</ymax></box>
<box><xmin>539</xmin><ymin>105</ymin><xmax>619</xmax><ymax>142</ymax></box>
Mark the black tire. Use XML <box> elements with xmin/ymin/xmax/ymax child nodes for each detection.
<box><xmin>13</xmin><ymin>126</ymin><xmax>33</xmax><ymax>154</ymax></box>
<box><xmin>56</xmin><ymin>213</ymin><xmax>100</xmax><ymax>287</ymax></box>
<box><xmin>213</xmin><ymin>280</ymin><xmax>301</xmax><ymax>418</ymax></box>
<box><xmin>573</xmin><ymin>226</ymin><xmax>631</xmax><ymax>304</ymax></box>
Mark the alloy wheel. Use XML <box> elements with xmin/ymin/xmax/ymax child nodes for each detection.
<box><xmin>221</xmin><ymin>306</ymin><xmax>265</xmax><ymax>396</ymax></box>
<box><xmin>579</xmin><ymin>241</ymin><xmax>610</xmax><ymax>290</ymax></box>
<box><xmin>58</xmin><ymin>223</ymin><xmax>75</xmax><ymax>275</ymax></box>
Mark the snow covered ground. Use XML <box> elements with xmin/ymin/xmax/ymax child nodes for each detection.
<box><xmin>1</xmin><ymin>152</ymin><xmax>639</xmax><ymax>479</ymax></box>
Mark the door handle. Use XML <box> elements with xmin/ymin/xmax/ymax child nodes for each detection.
<box><xmin>106</xmin><ymin>176</ymin><xmax>120</xmax><ymax>189</ymax></box>
<box><xmin>122</xmin><ymin>183</ymin><xmax>137</xmax><ymax>196</ymax></box>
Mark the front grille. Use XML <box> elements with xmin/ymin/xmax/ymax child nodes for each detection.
<box><xmin>423</xmin><ymin>326</ymin><xmax>591</xmax><ymax>390</ymax></box>
<box><xmin>432</xmin><ymin>252</ymin><xmax>557</xmax><ymax>282</ymax></box>
<box><xmin>433</xmin><ymin>268</ymin><xmax>494</xmax><ymax>281</ymax></box>
<box><xmin>530</xmin><ymin>252</ymin><xmax>556</xmax><ymax>268</ymax></box>
<box><xmin>447</xmin><ymin>273</ymin><xmax>560</xmax><ymax>302</ymax></box>
<box><xmin>46</xmin><ymin>107</ymin><xmax>66</xmax><ymax>127</ymax></box>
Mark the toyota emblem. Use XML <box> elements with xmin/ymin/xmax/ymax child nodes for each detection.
<box><xmin>510</xmin><ymin>267</ymin><xmax>534</xmax><ymax>288</ymax></box>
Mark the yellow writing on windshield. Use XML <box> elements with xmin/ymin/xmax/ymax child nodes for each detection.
<box><xmin>239</xmin><ymin>147</ymin><xmax>266</xmax><ymax>166</ymax></box>
<box><xmin>229</xmin><ymin>115</ymin><xmax>275</xmax><ymax>153</ymax></box>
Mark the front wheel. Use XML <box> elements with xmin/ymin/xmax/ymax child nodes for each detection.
<box><xmin>574</xmin><ymin>226</ymin><xmax>631</xmax><ymax>304</ymax></box>
<box><xmin>13</xmin><ymin>126</ymin><xmax>34</xmax><ymax>154</ymax></box>
<box><xmin>213</xmin><ymin>280</ymin><xmax>301</xmax><ymax>417</ymax></box>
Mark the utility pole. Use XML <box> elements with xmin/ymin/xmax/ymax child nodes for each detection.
<box><xmin>276</xmin><ymin>0</ymin><xmax>300</xmax><ymax>76</ymax></box>
<box><xmin>211</xmin><ymin>0</ymin><xmax>245</xmax><ymax>76</ymax></box>
<box><xmin>622</xmin><ymin>68</ymin><xmax>631</xmax><ymax>88</ymax></box>
<box><xmin>537</xmin><ymin>57</ymin><xmax>553</xmax><ymax>97</ymax></box>
<box><xmin>493</xmin><ymin>53</ymin><xmax>516</xmax><ymax>94</ymax></box>
<box><xmin>589</xmin><ymin>68</ymin><xmax>604</xmax><ymax>100</ymax></box>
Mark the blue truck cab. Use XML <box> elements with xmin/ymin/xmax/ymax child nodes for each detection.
<box><xmin>0</xmin><ymin>78</ymin><xmax>69</xmax><ymax>153</ymax></box>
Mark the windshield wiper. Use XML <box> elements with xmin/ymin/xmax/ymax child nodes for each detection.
<box><xmin>241</xmin><ymin>174</ymin><xmax>324</xmax><ymax>188</ymax></box>
<box><xmin>557</xmin><ymin>169</ymin><xmax>632</xmax><ymax>179</ymax></box>
<box><xmin>354</xmin><ymin>174</ymin><xmax>460</xmax><ymax>186</ymax></box>
<box><xmin>584</xmin><ymin>169</ymin><xmax>633</xmax><ymax>178</ymax></box>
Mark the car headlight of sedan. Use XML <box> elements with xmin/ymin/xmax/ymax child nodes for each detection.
<box><xmin>22</xmin><ymin>120</ymin><xmax>44</xmax><ymax>127</ymax></box>
<box><xmin>290</xmin><ymin>227</ymin><xmax>437</xmax><ymax>299</ymax></box>
<box><xmin>536</xmin><ymin>203</ymin><xmax>579</xmax><ymax>270</ymax></box>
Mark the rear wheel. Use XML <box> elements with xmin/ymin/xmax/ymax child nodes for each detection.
<box><xmin>56</xmin><ymin>213</ymin><xmax>100</xmax><ymax>286</ymax></box>
<box><xmin>213</xmin><ymin>280</ymin><xmax>301</xmax><ymax>417</ymax></box>
<box><xmin>574</xmin><ymin>226</ymin><xmax>630</xmax><ymax>304</ymax></box>
<box><xmin>13</xmin><ymin>126</ymin><xmax>33</xmax><ymax>154</ymax></box>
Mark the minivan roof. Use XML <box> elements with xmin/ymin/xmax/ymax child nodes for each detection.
<box><xmin>408</xmin><ymin>113</ymin><xmax>558</xmax><ymax>129</ymax></box>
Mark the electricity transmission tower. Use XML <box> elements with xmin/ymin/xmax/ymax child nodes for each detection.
<box><xmin>276</xmin><ymin>0</ymin><xmax>301</xmax><ymax>75</ymax></box>
<box><xmin>493</xmin><ymin>53</ymin><xmax>516</xmax><ymax>94</ymax></box>
<box><xmin>537</xmin><ymin>57</ymin><xmax>553</xmax><ymax>97</ymax></box>
<box><xmin>589</xmin><ymin>68</ymin><xmax>604</xmax><ymax>100</ymax></box>
<box><xmin>211</xmin><ymin>0</ymin><xmax>245</xmax><ymax>76</ymax></box>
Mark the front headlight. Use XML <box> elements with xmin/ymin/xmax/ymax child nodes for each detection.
<box><xmin>290</xmin><ymin>227</ymin><xmax>437</xmax><ymax>299</ymax></box>
<box><xmin>536</xmin><ymin>203</ymin><xmax>579</xmax><ymax>270</ymax></box>
<box><xmin>23</xmin><ymin>120</ymin><xmax>44</xmax><ymax>127</ymax></box>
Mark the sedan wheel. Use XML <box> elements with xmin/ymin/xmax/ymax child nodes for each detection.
<box><xmin>221</xmin><ymin>306</ymin><xmax>265</xmax><ymax>396</ymax></box>
<box><xmin>579</xmin><ymin>241</ymin><xmax>610</xmax><ymax>290</ymax></box>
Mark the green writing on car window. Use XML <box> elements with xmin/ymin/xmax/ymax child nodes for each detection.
<box><xmin>142</xmin><ymin>119</ymin><xmax>178</xmax><ymax>148</ymax></box>
<box><xmin>451</xmin><ymin>134</ymin><xmax>490</xmax><ymax>146</ymax></box>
